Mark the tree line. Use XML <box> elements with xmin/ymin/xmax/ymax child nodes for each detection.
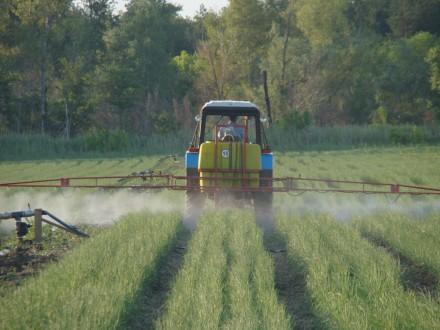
<box><xmin>1</xmin><ymin>0</ymin><xmax>440</xmax><ymax>137</ymax></box>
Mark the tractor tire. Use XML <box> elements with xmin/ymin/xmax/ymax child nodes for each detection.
<box><xmin>183</xmin><ymin>191</ymin><xmax>204</xmax><ymax>230</ymax></box>
<box><xmin>253</xmin><ymin>192</ymin><xmax>274</xmax><ymax>232</ymax></box>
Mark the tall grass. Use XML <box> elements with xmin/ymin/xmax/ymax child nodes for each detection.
<box><xmin>0</xmin><ymin>211</ymin><xmax>181</xmax><ymax>329</ymax></box>
<box><xmin>277</xmin><ymin>214</ymin><xmax>440</xmax><ymax>329</ymax></box>
<box><xmin>1</xmin><ymin>124</ymin><xmax>440</xmax><ymax>160</ymax></box>
<box><xmin>0</xmin><ymin>131</ymin><xmax>191</xmax><ymax>161</ymax></box>
<box><xmin>268</xmin><ymin>124</ymin><xmax>440</xmax><ymax>151</ymax></box>
<box><xmin>158</xmin><ymin>211</ymin><xmax>290</xmax><ymax>329</ymax></box>
<box><xmin>355</xmin><ymin>214</ymin><xmax>440</xmax><ymax>289</ymax></box>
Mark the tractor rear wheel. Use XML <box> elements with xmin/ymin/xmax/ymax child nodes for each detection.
<box><xmin>183</xmin><ymin>191</ymin><xmax>204</xmax><ymax>230</ymax></box>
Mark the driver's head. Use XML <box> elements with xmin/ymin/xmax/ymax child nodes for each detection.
<box><xmin>222</xmin><ymin>134</ymin><xmax>234</xmax><ymax>142</ymax></box>
<box><xmin>218</xmin><ymin>126</ymin><xmax>235</xmax><ymax>141</ymax></box>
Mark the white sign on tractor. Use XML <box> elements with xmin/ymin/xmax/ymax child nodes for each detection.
<box><xmin>222</xmin><ymin>149</ymin><xmax>230</xmax><ymax>158</ymax></box>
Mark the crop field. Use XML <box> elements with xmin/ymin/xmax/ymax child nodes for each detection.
<box><xmin>0</xmin><ymin>146</ymin><xmax>440</xmax><ymax>329</ymax></box>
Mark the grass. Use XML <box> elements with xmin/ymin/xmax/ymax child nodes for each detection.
<box><xmin>0</xmin><ymin>155</ymin><xmax>185</xmax><ymax>183</ymax></box>
<box><xmin>273</xmin><ymin>146</ymin><xmax>440</xmax><ymax>220</ymax></box>
<box><xmin>0</xmin><ymin>211</ymin><xmax>181</xmax><ymax>329</ymax></box>
<box><xmin>1</xmin><ymin>124</ymin><xmax>440</xmax><ymax>161</ymax></box>
<box><xmin>0</xmin><ymin>131</ymin><xmax>191</xmax><ymax>161</ymax></box>
<box><xmin>269</xmin><ymin>124</ymin><xmax>440</xmax><ymax>152</ymax></box>
<box><xmin>158</xmin><ymin>211</ymin><xmax>291</xmax><ymax>329</ymax></box>
<box><xmin>354</xmin><ymin>214</ymin><xmax>440</xmax><ymax>291</ymax></box>
<box><xmin>1</xmin><ymin>145</ymin><xmax>440</xmax><ymax>185</ymax></box>
<box><xmin>1</xmin><ymin>146</ymin><xmax>440</xmax><ymax>328</ymax></box>
<box><xmin>276</xmin><ymin>146</ymin><xmax>440</xmax><ymax>184</ymax></box>
<box><xmin>277</xmin><ymin>214</ymin><xmax>440</xmax><ymax>329</ymax></box>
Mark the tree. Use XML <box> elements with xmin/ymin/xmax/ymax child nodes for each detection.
<box><xmin>172</xmin><ymin>50</ymin><xmax>199</xmax><ymax>98</ymax></box>
<box><xmin>91</xmin><ymin>0</ymin><xmax>187</xmax><ymax>133</ymax></box>
<box><xmin>52</xmin><ymin>1</ymin><xmax>114</xmax><ymax>135</ymax></box>
<box><xmin>428</xmin><ymin>45</ymin><xmax>440</xmax><ymax>93</ymax></box>
<box><xmin>195</xmin><ymin>12</ymin><xmax>235</xmax><ymax>100</ymax></box>
<box><xmin>294</xmin><ymin>0</ymin><xmax>350</xmax><ymax>46</ymax></box>
<box><xmin>13</xmin><ymin>0</ymin><xmax>71</xmax><ymax>133</ymax></box>
<box><xmin>375</xmin><ymin>32</ymin><xmax>439</xmax><ymax>123</ymax></box>
<box><xmin>388</xmin><ymin>0</ymin><xmax>440</xmax><ymax>38</ymax></box>
<box><xmin>224</xmin><ymin>0</ymin><xmax>271</xmax><ymax>86</ymax></box>
<box><xmin>0</xmin><ymin>2</ymin><xmax>20</xmax><ymax>133</ymax></box>
<box><xmin>1</xmin><ymin>0</ymin><xmax>440</xmax><ymax>135</ymax></box>
<box><xmin>262</xmin><ymin>5</ymin><xmax>310</xmax><ymax>121</ymax></box>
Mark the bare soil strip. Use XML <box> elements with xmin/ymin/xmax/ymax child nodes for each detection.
<box><xmin>119</xmin><ymin>228</ymin><xmax>191</xmax><ymax>329</ymax></box>
<box><xmin>362</xmin><ymin>234</ymin><xmax>438</xmax><ymax>297</ymax></box>
<box><xmin>0</xmin><ymin>235</ymin><xmax>82</xmax><ymax>296</ymax></box>
<box><xmin>264</xmin><ymin>233</ymin><xmax>326</xmax><ymax>330</ymax></box>
<box><xmin>0</xmin><ymin>250</ymin><xmax>59</xmax><ymax>296</ymax></box>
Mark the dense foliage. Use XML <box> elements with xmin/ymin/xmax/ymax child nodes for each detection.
<box><xmin>1</xmin><ymin>0</ymin><xmax>440</xmax><ymax>136</ymax></box>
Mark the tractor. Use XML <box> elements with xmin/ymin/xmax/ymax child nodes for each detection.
<box><xmin>184</xmin><ymin>100</ymin><xmax>274</xmax><ymax>229</ymax></box>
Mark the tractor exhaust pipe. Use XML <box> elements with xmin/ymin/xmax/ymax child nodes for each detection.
<box><xmin>263</xmin><ymin>70</ymin><xmax>272</xmax><ymax>126</ymax></box>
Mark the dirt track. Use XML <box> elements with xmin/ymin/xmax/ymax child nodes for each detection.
<box><xmin>120</xmin><ymin>229</ymin><xmax>191</xmax><ymax>329</ymax></box>
<box><xmin>265</xmin><ymin>233</ymin><xmax>325</xmax><ymax>330</ymax></box>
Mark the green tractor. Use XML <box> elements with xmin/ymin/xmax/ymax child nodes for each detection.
<box><xmin>184</xmin><ymin>101</ymin><xmax>273</xmax><ymax>229</ymax></box>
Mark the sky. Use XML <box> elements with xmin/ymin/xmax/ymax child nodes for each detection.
<box><xmin>114</xmin><ymin>0</ymin><xmax>228</xmax><ymax>17</ymax></box>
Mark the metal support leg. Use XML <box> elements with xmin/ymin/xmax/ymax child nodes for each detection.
<box><xmin>34</xmin><ymin>209</ymin><xmax>43</xmax><ymax>247</ymax></box>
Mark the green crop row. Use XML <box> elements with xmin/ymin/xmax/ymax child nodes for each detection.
<box><xmin>277</xmin><ymin>214</ymin><xmax>440</xmax><ymax>330</ymax></box>
<box><xmin>158</xmin><ymin>211</ymin><xmax>291</xmax><ymax>330</ymax></box>
<box><xmin>355</xmin><ymin>214</ymin><xmax>440</xmax><ymax>288</ymax></box>
<box><xmin>0</xmin><ymin>211</ymin><xmax>181</xmax><ymax>330</ymax></box>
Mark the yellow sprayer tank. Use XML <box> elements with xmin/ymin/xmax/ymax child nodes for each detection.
<box><xmin>198</xmin><ymin>141</ymin><xmax>261</xmax><ymax>189</ymax></box>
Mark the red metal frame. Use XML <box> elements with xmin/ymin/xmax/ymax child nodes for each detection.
<box><xmin>1</xmin><ymin>174</ymin><xmax>440</xmax><ymax>196</ymax></box>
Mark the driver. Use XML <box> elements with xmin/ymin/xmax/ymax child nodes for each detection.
<box><xmin>218</xmin><ymin>116</ymin><xmax>243</xmax><ymax>142</ymax></box>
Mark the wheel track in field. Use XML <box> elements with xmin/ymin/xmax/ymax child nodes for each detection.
<box><xmin>361</xmin><ymin>233</ymin><xmax>438</xmax><ymax>298</ymax></box>
<box><xmin>119</xmin><ymin>228</ymin><xmax>191</xmax><ymax>329</ymax></box>
<box><xmin>264</xmin><ymin>233</ymin><xmax>325</xmax><ymax>330</ymax></box>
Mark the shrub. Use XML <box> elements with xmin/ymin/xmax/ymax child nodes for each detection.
<box><xmin>85</xmin><ymin>128</ymin><xmax>129</xmax><ymax>152</ymax></box>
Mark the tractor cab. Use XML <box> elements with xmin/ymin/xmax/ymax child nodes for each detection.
<box><xmin>195</xmin><ymin>101</ymin><xmax>264</xmax><ymax>147</ymax></box>
<box><xmin>203</xmin><ymin>115</ymin><xmax>253</xmax><ymax>144</ymax></box>
<box><xmin>184</xmin><ymin>100</ymin><xmax>273</xmax><ymax>230</ymax></box>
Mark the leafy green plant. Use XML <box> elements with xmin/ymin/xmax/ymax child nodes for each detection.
<box><xmin>278</xmin><ymin>214</ymin><xmax>440</xmax><ymax>329</ymax></box>
<box><xmin>370</xmin><ymin>106</ymin><xmax>388</xmax><ymax>125</ymax></box>
<box><xmin>0</xmin><ymin>211</ymin><xmax>181</xmax><ymax>329</ymax></box>
<box><xmin>355</xmin><ymin>214</ymin><xmax>440</xmax><ymax>288</ymax></box>
<box><xmin>390</xmin><ymin>126</ymin><xmax>412</xmax><ymax>144</ymax></box>
<box><xmin>278</xmin><ymin>110</ymin><xmax>312</xmax><ymax>130</ymax></box>
<box><xmin>158</xmin><ymin>211</ymin><xmax>291</xmax><ymax>329</ymax></box>
<box><xmin>85</xmin><ymin>128</ymin><xmax>129</xmax><ymax>152</ymax></box>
